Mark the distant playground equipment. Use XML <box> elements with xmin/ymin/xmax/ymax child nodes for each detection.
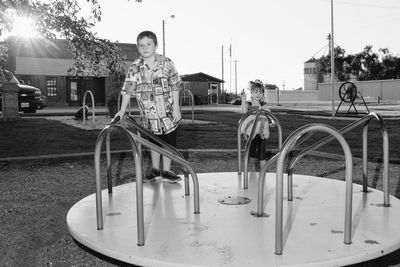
<box><xmin>67</xmin><ymin>109</ymin><xmax>400</xmax><ymax>266</ymax></box>
<box><xmin>82</xmin><ymin>90</ymin><xmax>95</xmax><ymax>124</ymax></box>
<box><xmin>180</xmin><ymin>89</ymin><xmax>195</xmax><ymax>124</ymax></box>
<box><xmin>336</xmin><ymin>81</ymin><xmax>370</xmax><ymax>115</ymax></box>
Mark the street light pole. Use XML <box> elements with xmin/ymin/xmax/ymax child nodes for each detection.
<box><xmin>162</xmin><ymin>15</ymin><xmax>175</xmax><ymax>56</ymax></box>
<box><xmin>162</xmin><ymin>19</ymin><xmax>165</xmax><ymax>56</ymax></box>
<box><xmin>234</xmin><ymin>60</ymin><xmax>238</xmax><ymax>95</ymax></box>
<box><xmin>330</xmin><ymin>0</ymin><xmax>335</xmax><ymax>119</ymax></box>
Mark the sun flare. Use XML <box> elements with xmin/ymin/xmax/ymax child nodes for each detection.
<box><xmin>10</xmin><ymin>16</ymin><xmax>39</xmax><ymax>38</ymax></box>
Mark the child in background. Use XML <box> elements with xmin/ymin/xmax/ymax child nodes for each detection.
<box><xmin>240</xmin><ymin>79</ymin><xmax>271</xmax><ymax>171</ymax></box>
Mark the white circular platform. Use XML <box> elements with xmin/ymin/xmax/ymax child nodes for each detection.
<box><xmin>67</xmin><ymin>172</ymin><xmax>400</xmax><ymax>266</ymax></box>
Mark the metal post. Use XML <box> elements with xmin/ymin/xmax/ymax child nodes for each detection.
<box><xmin>277</xmin><ymin>86</ymin><xmax>280</xmax><ymax>106</ymax></box>
<box><xmin>362</xmin><ymin>125</ymin><xmax>368</xmax><ymax>192</ymax></box>
<box><xmin>162</xmin><ymin>15</ymin><xmax>175</xmax><ymax>57</ymax></box>
<box><xmin>220</xmin><ymin>45</ymin><xmax>223</xmax><ymax>104</ymax></box>
<box><xmin>162</xmin><ymin>19</ymin><xmax>165</xmax><ymax>56</ymax></box>
<box><xmin>234</xmin><ymin>60</ymin><xmax>238</xmax><ymax>96</ymax></box>
<box><xmin>330</xmin><ymin>0</ymin><xmax>335</xmax><ymax>119</ymax></box>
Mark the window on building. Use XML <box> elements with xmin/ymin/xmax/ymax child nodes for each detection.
<box><xmin>209</xmin><ymin>82</ymin><xmax>218</xmax><ymax>94</ymax></box>
<box><xmin>47</xmin><ymin>77</ymin><xmax>57</xmax><ymax>97</ymax></box>
<box><xmin>70</xmin><ymin>81</ymin><xmax>78</xmax><ymax>101</ymax></box>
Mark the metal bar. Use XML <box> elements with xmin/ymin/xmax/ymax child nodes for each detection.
<box><xmin>82</xmin><ymin>90</ymin><xmax>95</xmax><ymax>124</ymax></box>
<box><xmin>362</xmin><ymin>124</ymin><xmax>368</xmax><ymax>192</ymax></box>
<box><xmin>257</xmin><ymin>153</ymin><xmax>279</xmax><ymax>216</ymax></box>
<box><xmin>272</xmin><ymin>124</ymin><xmax>353</xmax><ymax>254</ymax></box>
<box><xmin>382</xmin><ymin>127</ymin><xmax>390</xmax><ymax>206</ymax></box>
<box><xmin>124</xmin><ymin>115</ymin><xmax>185</xmax><ymax>160</ymax></box>
<box><xmin>119</xmin><ymin>125</ymin><xmax>200</xmax><ymax>214</ymax></box>
<box><xmin>243</xmin><ymin>110</ymin><xmax>262</xmax><ymax>189</ymax></box>
<box><xmin>237</xmin><ymin>109</ymin><xmax>283</xmax><ymax>182</ymax></box>
<box><xmin>287</xmin><ymin>168</ymin><xmax>293</xmax><ymax>201</ymax></box>
<box><xmin>133</xmin><ymin>143</ymin><xmax>144</xmax><ymax>246</ymax></box>
<box><xmin>94</xmin><ymin>125</ymin><xmax>145</xmax><ymax>245</ymax></box>
<box><xmin>289</xmin><ymin>112</ymin><xmax>390</xmax><ymax>206</ymax></box>
<box><xmin>290</xmin><ymin>113</ymin><xmax>375</xmax><ymax>169</ymax></box>
<box><xmin>123</xmin><ymin>115</ymin><xmax>189</xmax><ymax>195</ymax></box>
<box><xmin>95</xmin><ymin>134</ymin><xmax>103</xmax><ymax>230</ymax></box>
<box><xmin>106</xmin><ymin>133</ymin><xmax>112</xmax><ymax>193</ymax></box>
<box><xmin>237</xmin><ymin>111</ymin><xmax>256</xmax><ymax>174</ymax></box>
<box><xmin>109</xmin><ymin>118</ymin><xmax>199</xmax><ymax>209</ymax></box>
<box><xmin>184</xmin><ymin>173</ymin><xmax>190</xmax><ymax>196</ymax></box>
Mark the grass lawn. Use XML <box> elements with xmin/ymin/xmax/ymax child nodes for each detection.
<box><xmin>0</xmin><ymin>110</ymin><xmax>399</xmax><ymax>162</ymax></box>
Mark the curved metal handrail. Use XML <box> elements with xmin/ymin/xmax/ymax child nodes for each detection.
<box><xmin>257</xmin><ymin>124</ymin><xmax>353</xmax><ymax>255</ymax></box>
<box><xmin>123</xmin><ymin>115</ymin><xmax>185</xmax><ymax>159</ymax></box>
<box><xmin>180</xmin><ymin>89</ymin><xmax>195</xmax><ymax>124</ymax></box>
<box><xmin>287</xmin><ymin>112</ymin><xmax>389</xmax><ymax>206</ymax></box>
<box><xmin>112</xmin><ymin>124</ymin><xmax>200</xmax><ymax>213</ymax></box>
<box><xmin>95</xmin><ymin>123</ymin><xmax>200</xmax><ymax>246</ymax></box>
<box><xmin>120</xmin><ymin>115</ymin><xmax>191</xmax><ymax>195</ymax></box>
<box><xmin>237</xmin><ymin>109</ymin><xmax>283</xmax><ymax>189</ymax></box>
<box><xmin>82</xmin><ymin>90</ymin><xmax>95</xmax><ymax>124</ymax></box>
<box><xmin>95</xmin><ymin>125</ymin><xmax>144</xmax><ymax>245</ymax></box>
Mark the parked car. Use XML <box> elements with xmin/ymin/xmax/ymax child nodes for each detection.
<box><xmin>0</xmin><ymin>70</ymin><xmax>47</xmax><ymax>113</ymax></box>
<box><xmin>229</xmin><ymin>98</ymin><xmax>242</xmax><ymax>105</ymax></box>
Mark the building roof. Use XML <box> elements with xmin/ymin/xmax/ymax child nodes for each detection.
<box><xmin>305</xmin><ymin>57</ymin><xmax>318</xmax><ymax>63</ymax></box>
<box><xmin>6</xmin><ymin>37</ymin><xmax>139</xmax><ymax>61</ymax></box>
<box><xmin>181</xmin><ymin>72</ymin><xmax>224</xmax><ymax>83</ymax></box>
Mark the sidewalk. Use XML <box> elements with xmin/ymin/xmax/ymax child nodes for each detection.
<box><xmin>22</xmin><ymin>100</ymin><xmax>400</xmax><ymax>118</ymax></box>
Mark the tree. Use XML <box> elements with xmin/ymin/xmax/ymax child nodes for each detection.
<box><xmin>355</xmin><ymin>45</ymin><xmax>384</xmax><ymax>81</ymax></box>
<box><xmin>318</xmin><ymin>45</ymin><xmax>352</xmax><ymax>81</ymax></box>
<box><xmin>264</xmin><ymin>83</ymin><xmax>278</xmax><ymax>90</ymax></box>
<box><xmin>0</xmin><ymin>0</ymin><xmax>141</xmax><ymax>76</ymax></box>
<box><xmin>379</xmin><ymin>48</ymin><xmax>400</xmax><ymax>79</ymax></box>
<box><xmin>318</xmin><ymin>45</ymin><xmax>400</xmax><ymax>81</ymax></box>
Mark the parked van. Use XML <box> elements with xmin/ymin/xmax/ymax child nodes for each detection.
<box><xmin>0</xmin><ymin>69</ymin><xmax>47</xmax><ymax>113</ymax></box>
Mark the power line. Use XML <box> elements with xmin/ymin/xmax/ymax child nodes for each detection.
<box><xmin>311</xmin><ymin>43</ymin><xmax>329</xmax><ymax>59</ymax></box>
<box><xmin>321</xmin><ymin>0</ymin><xmax>400</xmax><ymax>10</ymax></box>
<box><xmin>310</xmin><ymin>40</ymin><xmax>341</xmax><ymax>59</ymax></box>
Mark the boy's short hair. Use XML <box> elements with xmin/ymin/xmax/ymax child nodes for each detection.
<box><xmin>137</xmin><ymin>31</ymin><xmax>158</xmax><ymax>46</ymax></box>
<box><xmin>249</xmin><ymin>79</ymin><xmax>265</xmax><ymax>93</ymax></box>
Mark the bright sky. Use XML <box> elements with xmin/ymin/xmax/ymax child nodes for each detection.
<box><xmin>91</xmin><ymin>0</ymin><xmax>400</xmax><ymax>92</ymax></box>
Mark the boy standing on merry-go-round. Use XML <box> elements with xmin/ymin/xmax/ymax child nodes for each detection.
<box><xmin>114</xmin><ymin>30</ymin><xmax>182</xmax><ymax>183</ymax></box>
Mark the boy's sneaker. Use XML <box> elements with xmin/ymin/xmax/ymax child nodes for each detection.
<box><xmin>143</xmin><ymin>168</ymin><xmax>160</xmax><ymax>183</ymax></box>
<box><xmin>161</xmin><ymin>170</ymin><xmax>181</xmax><ymax>183</ymax></box>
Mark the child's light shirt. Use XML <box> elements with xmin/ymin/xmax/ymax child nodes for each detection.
<box><xmin>121</xmin><ymin>54</ymin><xmax>182</xmax><ymax>134</ymax></box>
<box><xmin>241</xmin><ymin>101</ymin><xmax>271</xmax><ymax>139</ymax></box>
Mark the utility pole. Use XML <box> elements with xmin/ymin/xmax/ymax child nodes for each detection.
<box><xmin>162</xmin><ymin>15</ymin><xmax>175</xmax><ymax>56</ymax></box>
<box><xmin>276</xmin><ymin>86</ymin><xmax>280</xmax><ymax>106</ymax></box>
<box><xmin>234</xmin><ymin>60</ymin><xmax>238</xmax><ymax>95</ymax></box>
<box><xmin>330</xmin><ymin>0</ymin><xmax>335</xmax><ymax>119</ymax></box>
<box><xmin>229</xmin><ymin>43</ymin><xmax>232</xmax><ymax>95</ymax></box>
<box><xmin>221</xmin><ymin>45</ymin><xmax>223</xmax><ymax>104</ymax></box>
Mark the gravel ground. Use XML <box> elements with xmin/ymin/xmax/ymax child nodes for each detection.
<box><xmin>1</xmin><ymin>151</ymin><xmax>400</xmax><ymax>266</ymax></box>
